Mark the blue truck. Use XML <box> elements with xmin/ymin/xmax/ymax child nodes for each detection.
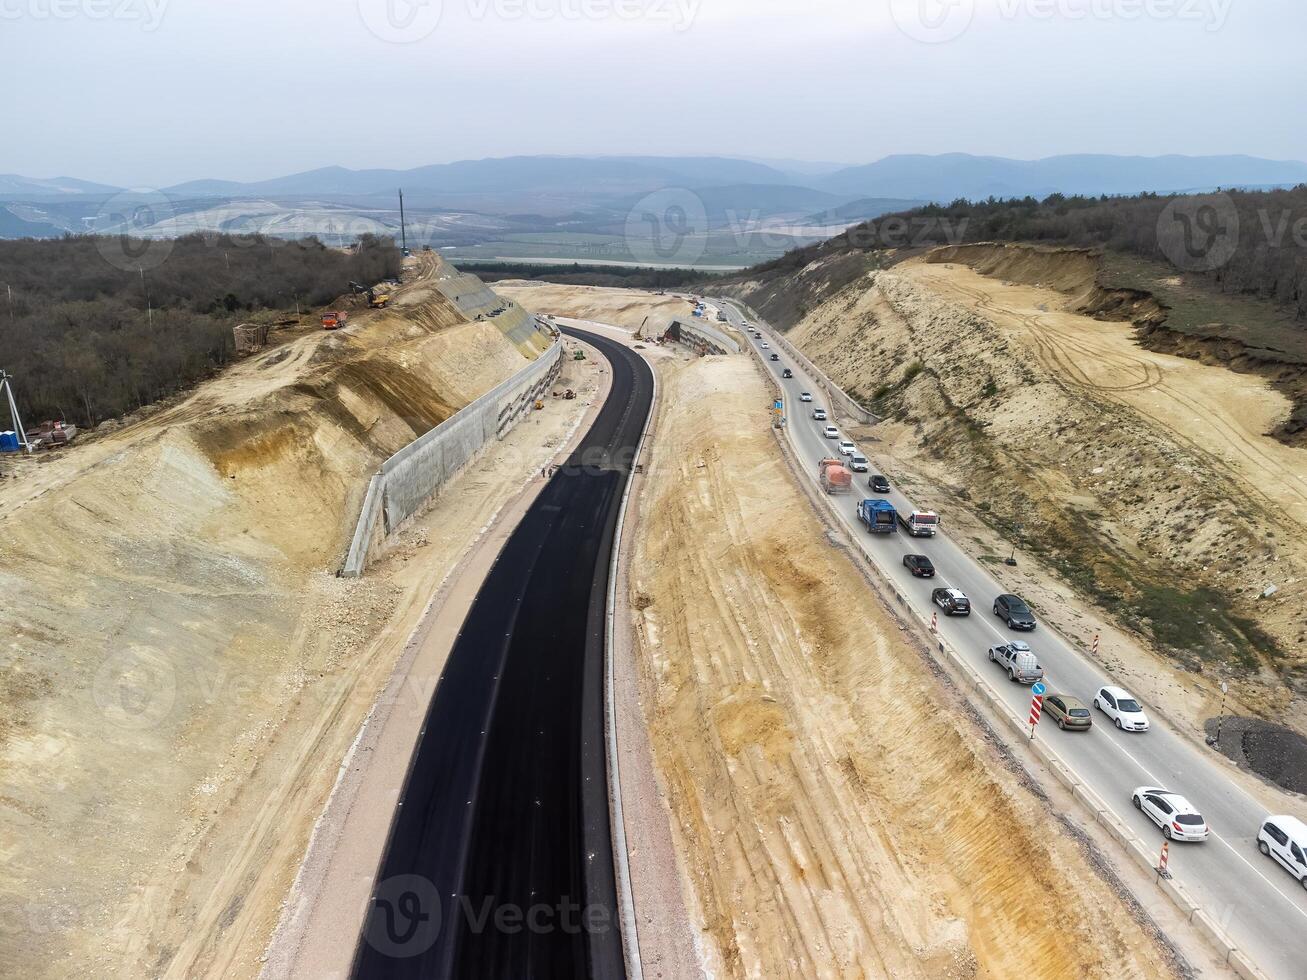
<box><xmin>857</xmin><ymin>499</ymin><xmax>898</xmax><ymax>534</ymax></box>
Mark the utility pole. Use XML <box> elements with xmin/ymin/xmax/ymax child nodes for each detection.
<box><xmin>398</xmin><ymin>188</ymin><xmax>408</xmax><ymax>252</ymax></box>
<box><xmin>0</xmin><ymin>369</ymin><xmax>32</xmax><ymax>452</ymax></box>
<box><xmin>4</xmin><ymin>283</ymin><xmax>12</xmax><ymax>321</ymax></box>
<box><xmin>139</xmin><ymin>266</ymin><xmax>153</xmax><ymax>325</ymax></box>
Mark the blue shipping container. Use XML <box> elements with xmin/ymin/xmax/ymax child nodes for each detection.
<box><xmin>0</xmin><ymin>431</ymin><xmax>20</xmax><ymax>452</ymax></box>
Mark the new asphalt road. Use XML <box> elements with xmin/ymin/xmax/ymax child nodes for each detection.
<box><xmin>715</xmin><ymin>298</ymin><xmax>1307</xmax><ymax>980</ymax></box>
<box><xmin>353</xmin><ymin>328</ymin><xmax>652</xmax><ymax>979</ymax></box>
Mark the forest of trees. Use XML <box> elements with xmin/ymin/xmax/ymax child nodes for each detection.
<box><xmin>747</xmin><ymin>186</ymin><xmax>1307</xmax><ymax>322</ymax></box>
<box><xmin>0</xmin><ymin>233</ymin><xmax>399</xmax><ymax>429</ymax></box>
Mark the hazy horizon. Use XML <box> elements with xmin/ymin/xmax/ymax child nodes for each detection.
<box><xmin>9</xmin><ymin>0</ymin><xmax>1305</xmax><ymax>188</ymax></box>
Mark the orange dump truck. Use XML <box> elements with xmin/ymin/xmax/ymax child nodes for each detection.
<box><xmin>322</xmin><ymin>310</ymin><xmax>348</xmax><ymax>330</ymax></box>
<box><xmin>817</xmin><ymin>457</ymin><xmax>852</xmax><ymax>495</ymax></box>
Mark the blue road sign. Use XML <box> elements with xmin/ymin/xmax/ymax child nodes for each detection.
<box><xmin>1031</xmin><ymin>681</ymin><xmax>1047</xmax><ymax>696</ymax></box>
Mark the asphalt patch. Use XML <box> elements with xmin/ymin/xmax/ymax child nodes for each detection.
<box><xmin>1204</xmin><ymin>716</ymin><xmax>1307</xmax><ymax>795</ymax></box>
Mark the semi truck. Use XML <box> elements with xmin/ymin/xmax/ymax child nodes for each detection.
<box><xmin>898</xmin><ymin>509</ymin><xmax>939</xmax><ymax>537</ymax></box>
<box><xmin>857</xmin><ymin>498</ymin><xmax>898</xmax><ymax>533</ymax></box>
<box><xmin>817</xmin><ymin>457</ymin><xmax>852</xmax><ymax>494</ymax></box>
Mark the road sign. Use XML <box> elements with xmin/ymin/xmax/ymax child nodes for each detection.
<box><xmin>1157</xmin><ymin>840</ymin><xmax>1171</xmax><ymax>879</ymax></box>
<box><xmin>1031</xmin><ymin>681</ymin><xmax>1047</xmax><ymax>696</ymax></box>
<box><xmin>1028</xmin><ymin>694</ymin><xmax>1044</xmax><ymax>736</ymax></box>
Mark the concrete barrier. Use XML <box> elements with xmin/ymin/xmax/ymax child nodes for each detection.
<box><xmin>341</xmin><ymin>333</ymin><xmax>563</xmax><ymax>576</ymax></box>
<box><xmin>712</xmin><ymin>296</ymin><xmax>878</xmax><ymax>425</ymax></box>
<box><xmin>663</xmin><ymin>318</ymin><xmax>739</xmax><ymax>355</ymax></box>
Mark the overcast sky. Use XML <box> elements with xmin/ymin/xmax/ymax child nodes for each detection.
<box><xmin>7</xmin><ymin>0</ymin><xmax>1304</xmax><ymax>186</ymax></box>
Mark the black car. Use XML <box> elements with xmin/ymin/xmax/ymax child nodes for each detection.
<box><xmin>782</xmin><ymin>368</ymin><xmax>793</xmax><ymax>378</ymax></box>
<box><xmin>869</xmin><ymin>475</ymin><xmax>890</xmax><ymax>493</ymax></box>
<box><xmin>903</xmin><ymin>554</ymin><xmax>935</xmax><ymax>577</ymax></box>
<box><xmin>770</xmin><ymin>353</ymin><xmax>780</xmax><ymax>361</ymax></box>
<box><xmin>931</xmin><ymin>588</ymin><xmax>971</xmax><ymax>615</ymax></box>
<box><xmin>993</xmin><ymin>593</ymin><xmax>1036</xmax><ymax>630</ymax></box>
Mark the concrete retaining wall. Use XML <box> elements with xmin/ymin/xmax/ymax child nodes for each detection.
<box><xmin>665</xmin><ymin>318</ymin><xmax>740</xmax><ymax>355</ymax></box>
<box><xmin>341</xmin><ymin>330</ymin><xmax>563</xmax><ymax>576</ymax></box>
<box><xmin>714</xmin><ymin>296</ymin><xmax>879</xmax><ymax>426</ymax></box>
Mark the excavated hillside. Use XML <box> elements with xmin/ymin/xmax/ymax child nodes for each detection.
<box><xmin>0</xmin><ymin>254</ymin><xmax>548</xmax><ymax>977</ymax></box>
<box><xmin>717</xmin><ymin>243</ymin><xmax>1307</xmax><ymax>724</ymax></box>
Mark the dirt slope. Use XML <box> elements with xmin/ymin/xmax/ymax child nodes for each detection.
<box><xmin>0</xmin><ymin>257</ymin><xmax>550</xmax><ymax>977</ymax></box>
<box><xmin>628</xmin><ymin>353</ymin><xmax>1179</xmax><ymax>979</ymax></box>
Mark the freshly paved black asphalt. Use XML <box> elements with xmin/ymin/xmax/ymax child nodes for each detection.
<box><xmin>354</xmin><ymin>328</ymin><xmax>653</xmax><ymax>979</ymax></box>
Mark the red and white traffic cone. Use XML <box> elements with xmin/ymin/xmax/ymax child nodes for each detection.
<box><xmin>1158</xmin><ymin>840</ymin><xmax>1170</xmax><ymax>878</ymax></box>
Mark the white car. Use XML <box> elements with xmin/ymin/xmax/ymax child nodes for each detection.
<box><xmin>760</xmin><ymin>342</ymin><xmax>769</xmax><ymax>349</ymax></box>
<box><xmin>812</xmin><ymin>408</ymin><xmax>828</xmax><ymax>421</ymax></box>
<box><xmin>799</xmin><ymin>392</ymin><xmax>813</xmax><ymax>402</ymax></box>
<box><xmin>1094</xmin><ymin>686</ymin><xmax>1149</xmax><ymax>731</ymax></box>
<box><xmin>1132</xmin><ymin>787</ymin><xmax>1209</xmax><ymax>841</ymax></box>
<box><xmin>837</xmin><ymin>440</ymin><xmax>856</xmax><ymax>456</ymax></box>
<box><xmin>1258</xmin><ymin>816</ymin><xmax>1307</xmax><ymax>889</ymax></box>
<box><xmin>822</xmin><ymin>425</ymin><xmax>839</xmax><ymax>439</ymax></box>
<box><xmin>849</xmin><ymin>454</ymin><xmax>869</xmax><ymax>472</ymax></box>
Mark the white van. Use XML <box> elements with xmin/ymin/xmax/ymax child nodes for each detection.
<box><xmin>1258</xmin><ymin>816</ymin><xmax>1307</xmax><ymax>889</ymax></box>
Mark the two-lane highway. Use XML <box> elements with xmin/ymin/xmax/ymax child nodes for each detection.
<box><xmin>354</xmin><ymin>328</ymin><xmax>651</xmax><ymax>980</ymax></box>
<box><xmin>718</xmin><ymin>299</ymin><xmax>1307</xmax><ymax>980</ymax></box>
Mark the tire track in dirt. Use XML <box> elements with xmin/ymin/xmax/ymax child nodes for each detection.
<box><xmin>919</xmin><ymin>267</ymin><xmax>1307</xmax><ymax>521</ymax></box>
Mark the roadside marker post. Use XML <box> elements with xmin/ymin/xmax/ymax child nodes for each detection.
<box><xmin>1092</xmin><ymin>632</ymin><xmax>1100</xmax><ymax>656</ymax></box>
<box><xmin>1157</xmin><ymin>840</ymin><xmax>1171</xmax><ymax>880</ymax></box>
<box><xmin>1029</xmin><ymin>681</ymin><xmax>1046</xmax><ymax>739</ymax></box>
<box><xmin>930</xmin><ymin>610</ymin><xmax>937</xmax><ymax>632</ymax></box>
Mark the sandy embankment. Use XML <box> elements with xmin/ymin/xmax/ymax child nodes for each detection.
<box><xmin>0</xmin><ymin>261</ymin><xmax>586</xmax><ymax>978</ymax></box>
<box><xmin>625</xmin><ymin>352</ymin><xmax>1179</xmax><ymax>979</ymax></box>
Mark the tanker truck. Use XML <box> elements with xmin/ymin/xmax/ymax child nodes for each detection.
<box><xmin>817</xmin><ymin>457</ymin><xmax>852</xmax><ymax>495</ymax></box>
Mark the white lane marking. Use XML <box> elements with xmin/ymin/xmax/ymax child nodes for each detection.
<box><xmin>755</xmin><ymin>330</ymin><xmax>1307</xmax><ymax>922</ymax></box>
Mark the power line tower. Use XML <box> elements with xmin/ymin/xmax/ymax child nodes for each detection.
<box><xmin>398</xmin><ymin>188</ymin><xmax>408</xmax><ymax>253</ymax></box>
<box><xmin>0</xmin><ymin>369</ymin><xmax>32</xmax><ymax>453</ymax></box>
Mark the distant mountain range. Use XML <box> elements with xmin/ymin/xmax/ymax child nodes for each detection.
<box><xmin>3</xmin><ymin>153</ymin><xmax>1305</xmax><ymax>267</ymax></box>
<box><xmin>5</xmin><ymin>153</ymin><xmax>1305</xmax><ymax>210</ymax></box>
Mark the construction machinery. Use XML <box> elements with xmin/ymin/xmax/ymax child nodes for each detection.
<box><xmin>817</xmin><ymin>457</ymin><xmax>852</xmax><ymax>494</ymax></box>
<box><xmin>366</xmin><ymin>287</ymin><xmax>390</xmax><ymax>309</ymax></box>
<box><xmin>322</xmin><ymin>311</ymin><xmax>348</xmax><ymax>330</ymax></box>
